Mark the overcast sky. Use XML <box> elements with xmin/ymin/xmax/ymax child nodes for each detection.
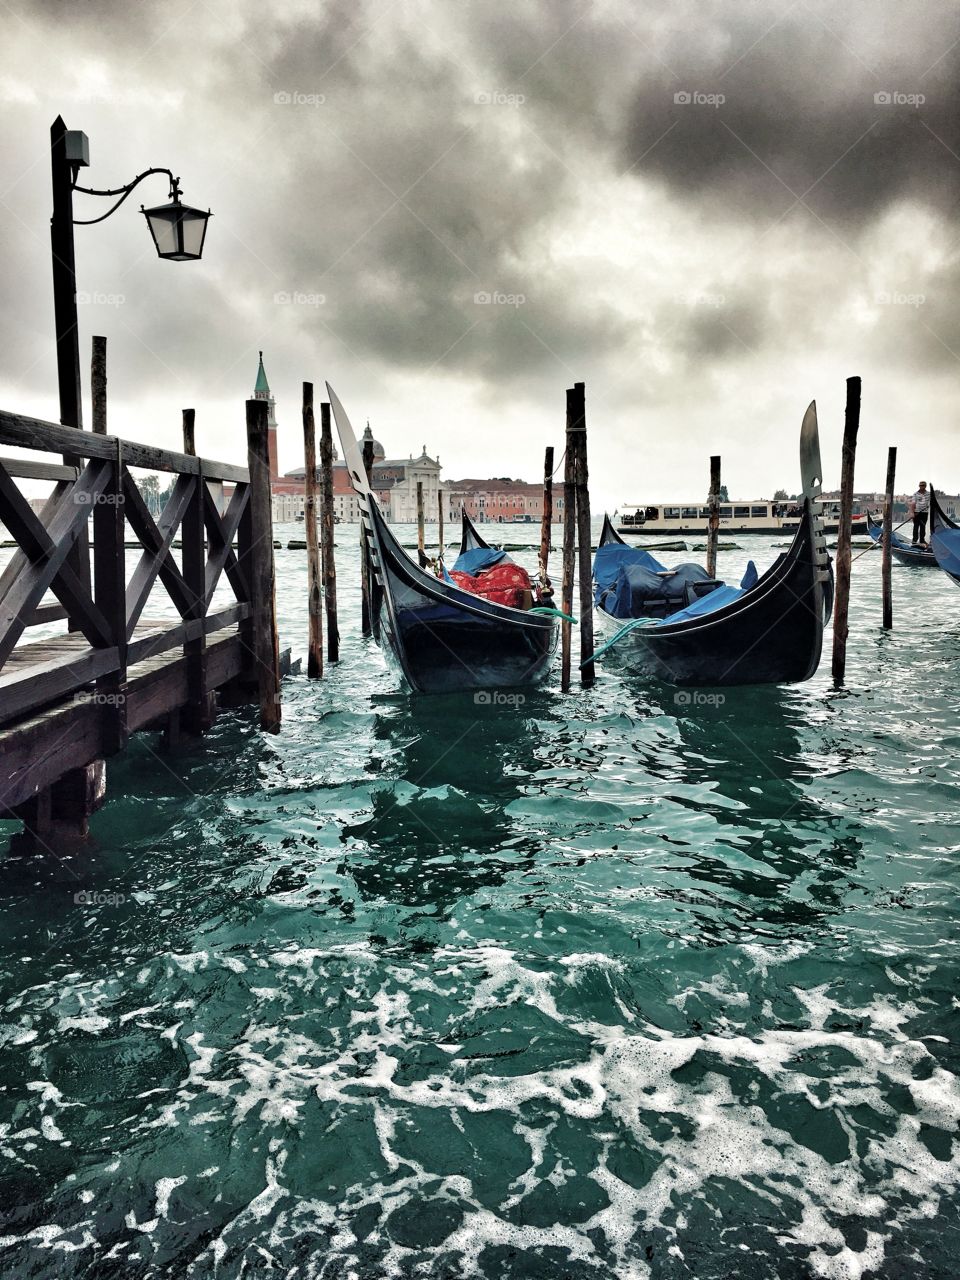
<box><xmin>2</xmin><ymin>0</ymin><xmax>959</xmax><ymax>507</ymax></box>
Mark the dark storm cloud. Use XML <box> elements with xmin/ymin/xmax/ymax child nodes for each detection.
<box><xmin>622</xmin><ymin>1</ymin><xmax>960</xmax><ymax>226</ymax></box>
<box><xmin>4</xmin><ymin>0</ymin><xmax>960</xmax><ymax>448</ymax></box>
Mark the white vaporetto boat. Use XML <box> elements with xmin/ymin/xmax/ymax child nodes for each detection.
<box><xmin>616</xmin><ymin>497</ymin><xmax>866</xmax><ymax>536</ymax></box>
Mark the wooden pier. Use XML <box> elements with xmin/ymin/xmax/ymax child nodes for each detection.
<box><xmin>0</xmin><ymin>400</ymin><xmax>285</xmax><ymax>852</ymax></box>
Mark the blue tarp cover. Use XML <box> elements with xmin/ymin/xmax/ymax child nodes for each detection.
<box><xmin>657</xmin><ymin>561</ymin><xmax>759</xmax><ymax>624</ymax></box>
<box><xmin>932</xmin><ymin>526</ymin><xmax>960</xmax><ymax>579</ymax></box>
<box><xmin>453</xmin><ymin>546</ymin><xmax>507</xmax><ymax>574</ymax></box>
<box><xmin>593</xmin><ymin>543</ymin><xmax>665</xmax><ymax>594</ymax></box>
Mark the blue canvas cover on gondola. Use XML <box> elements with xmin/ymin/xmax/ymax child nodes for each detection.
<box><xmin>656</xmin><ymin>560</ymin><xmax>760</xmax><ymax>624</ymax></box>
<box><xmin>593</xmin><ymin>544</ymin><xmax>666</xmax><ymax>601</ymax></box>
<box><xmin>453</xmin><ymin>546</ymin><xmax>507</xmax><ymax>575</ymax></box>
<box><xmin>600</xmin><ymin>559</ymin><xmax>724</xmax><ymax>619</ymax></box>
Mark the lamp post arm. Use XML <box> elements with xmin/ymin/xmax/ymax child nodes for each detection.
<box><xmin>73</xmin><ymin>168</ymin><xmax>179</xmax><ymax>225</ymax></box>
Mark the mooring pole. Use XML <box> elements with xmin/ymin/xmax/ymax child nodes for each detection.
<box><xmin>91</xmin><ymin>336</ymin><xmax>107</xmax><ymax>435</ymax></box>
<box><xmin>320</xmin><ymin>401</ymin><xmax>339</xmax><ymax>661</ymax></box>
<box><xmin>706</xmin><ymin>455</ymin><xmax>721</xmax><ymax>578</ymax></box>
<box><xmin>832</xmin><ymin>376</ymin><xmax>861</xmax><ymax>684</ymax></box>
<box><xmin>571</xmin><ymin>383</ymin><xmax>594</xmax><ymax>685</ymax></box>
<box><xmin>245</xmin><ymin>398</ymin><xmax>281</xmax><ymax>731</ymax></box>
<box><xmin>438</xmin><ymin>490</ymin><xmax>444</xmax><ymax>560</ymax></box>
<box><xmin>303</xmin><ymin>382</ymin><xmax>323</xmax><ymax>678</ymax></box>
<box><xmin>539</xmin><ymin>445</ymin><xmax>554</xmax><ymax>599</ymax></box>
<box><xmin>560</xmin><ymin>392</ymin><xmax>577</xmax><ymax>692</ymax></box>
<box><xmin>416</xmin><ymin>481</ymin><xmax>425</xmax><ymax>557</ymax></box>
<box><xmin>361</xmin><ymin>435</ymin><xmax>375</xmax><ymax>636</ymax></box>
<box><xmin>882</xmin><ymin>445</ymin><xmax>896</xmax><ymax>631</ymax></box>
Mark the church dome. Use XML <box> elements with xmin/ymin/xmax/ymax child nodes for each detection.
<box><xmin>361</xmin><ymin>423</ymin><xmax>385</xmax><ymax>460</ymax></box>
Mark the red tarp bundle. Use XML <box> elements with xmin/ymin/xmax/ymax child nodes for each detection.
<box><xmin>450</xmin><ymin>562</ymin><xmax>533</xmax><ymax>609</ymax></box>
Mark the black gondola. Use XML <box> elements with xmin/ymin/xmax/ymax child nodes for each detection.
<box><xmin>865</xmin><ymin>512</ymin><xmax>937</xmax><ymax>566</ymax></box>
<box><xmin>591</xmin><ymin>402</ymin><xmax>832</xmax><ymax>686</ymax></box>
<box><xmin>930</xmin><ymin>488</ymin><xmax>960</xmax><ymax>588</ymax></box>
<box><xmin>327</xmin><ymin>384</ymin><xmax>559</xmax><ymax>694</ymax></box>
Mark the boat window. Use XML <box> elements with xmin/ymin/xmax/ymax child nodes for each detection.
<box><xmin>663</xmin><ymin>507</ymin><xmax>680</xmax><ymax>519</ymax></box>
<box><xmin>719</xmin><ymin>506</ymin><xmax>732</xmax><ymax>518</ymax></box>
<box><xmin>751</xmin><ymin>505</ymin><xmax>768</xmax><ymax>517</ymax></box>
<box><xmin>699</xmin><ymin>507</ymin><xmax>711</xmax><ymax>519</ymax></box>
<box><xmin>681</xmin><ymin>507</ymin><xmax>699</xmax><ymax>519</ymax></box>
<box><xmin>734</xmin><ymin>506</ymin><xmax>750</xmax><ymax>518</ymax></box>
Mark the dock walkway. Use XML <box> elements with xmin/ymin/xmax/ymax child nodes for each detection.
<box><xmin>0</xmin><ymin>401</ymin><xmax>282</xmax><ymax>850</ymax></box>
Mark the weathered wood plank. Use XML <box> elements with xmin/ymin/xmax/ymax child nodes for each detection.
<box><xmin>0</xmin><ymin>644</ymin><xmax>120</xmax><ymax>726</ymax></box>
<box><xmin>0</xmin><ymin>457</ymin><xmax>79</xmax><ymax>483</ymax></box>
<box><xmin>122</xmin><ymin>468</ymin><xmax>195</xmax><ymax>629</ymax></box>
<box><xmin>0</xmin><ymin>408</ymin><xmax>249</xmax><ymax>482</ymax></box>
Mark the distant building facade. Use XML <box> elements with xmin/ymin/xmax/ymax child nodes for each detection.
<box><xmin>446</xmin><ymin>478</ymin><xmax>564</xmax><ymax>524</ymax></box>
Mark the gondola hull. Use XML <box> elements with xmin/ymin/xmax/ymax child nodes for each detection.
<box><xmin>596</xmin><ymin>507</ymin><xmax>826</xmax><ymax>685</ymax></box>
<box><xmin>865</xmin><ymin>513</ymin><xmax>937</xmax><ymax>567</ymax></box>
<box><xmin>369</xmin><ymin>503</ymin><xmax>557</xmax><ymax>693</ymax></box>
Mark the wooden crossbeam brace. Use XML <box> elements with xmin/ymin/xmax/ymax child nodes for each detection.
<box><xmin>0</xmin><ymin>459</ymin><xmax>114</xmax><ymax>667</ymax></box>
<box><xmin>121</xmin><ymin>468</ymin><xmax>196</xmax><ymax>634</ymax></box>
<box><xmin>123</xmin><ymin>470</ymin><xmax>196</xmax><ymax>637</ymax></box>
<box><xmin>203</xmin><ymin>482</ymin><xmax>249</xmax><ymax>608</ymax></box>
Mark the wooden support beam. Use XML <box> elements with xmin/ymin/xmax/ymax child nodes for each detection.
<box><xmin>320</xmin><ymin>401</ymin><xmax>339</xmax><ymax>662</ymax></box>
<box><xmin>706</xmin><ymin>455</ymin><xmax>721</xmax><ymax>579</ymax></box>
<box><xmin>882</xmin><ymin>445</ymin><xmax>896</xmax><ymax>631</ymax></box>
<box><xmin>832</xmin><ymin>376</ymin><xmax>861</xmax><ymax>685</ymax></box>
<box><xmin>91</xmin><ymin>337</ymin><xmax>107</xmax><ymax>435</ymax></box>
<box><xmin>182</xmin><ymin>408</ymin><xmax>196</xmax><ymax>458</ymax></box>
<box><xmin>572</xmin><ymin>383</ymin><xmax>594</xmax><ymax>686</ymax></box>
<box><xmin>181</xmin><ymin>424</ymin><xmax>210</xmax><ymax>734</ymax></box>
<box><xmin>303</xmin><ymin>382</ymin><xmax>323</xmax><ymax>679</ymax></box>
<box><xmin>539</xmin><ymin>446</ymin><xmax>554</xmax><ymax>600</ymax></box>
<box><xmin>560</xmin><ymin>394</ymin><xmax>577</xmax><ymax>693</ymax></box>
<box><xmin>93</xmin><ymin>440</ymin><xmax>128</xmax><ymax>752</ymax></box>
<box><xmin>244</xmin><ymin>398</ymin><xmax>281</xmax><ymax>731</ymax></box>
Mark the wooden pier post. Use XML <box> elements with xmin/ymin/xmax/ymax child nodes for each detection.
<box><xmin>182</xmin><ymin>408</ymin><xmax>196</xmax><ymax>458</ymax></box>
<box><xmin>181</xmin><ymin>407</ymin><xmax>212</xmax><ymax>734</ymax></box>
<box><xmin>882</xmin><ymin>445</ymin><xmax>896</xmax><ymax>631</ymax></box>
<box><xmin>417</xmin><ymin>481</ymin><xmax>425</xmax><ymax>558</ymax></box>
<box><xmin>91</xmin><ymin>336</ymin><xmax>107</xmax><ymax>435</ymax></box>
<box><xmin>438</xmin><ymin>490</ymin><xmax>444</xmax><ymax>560</ymax></box>
<box><xmin>244</xmin><ymin>398</ymin><xmax>281</xmax><ymax>731</ymax></box>
<box><xmin>571</xmin><ymin>383</ymin><xmax>594</xmax><ymax>685</ymax></box>
<box><xmin>560</xmin><ymin>393</ymin><xmax>577</xmax><ymax>692</ymax></box>
<box><xmin>539</xmin><ymin>446</ymin><xmax>554</xmax><ymax>597</ymax></box>
<box><xmin>361</xmin><ymin>435</ymin><xmax>375</xmax><ymax>636</ymax></box>
<box><xmin>93</xmin><ymin>436</ymin><xmax>128</xmax><ymax>753</ymax></box>
<box><xmin>303</xmin><ymin>382</ymin><xmax>323</xmax><ymax>678</ymax></box>
<box><xmin>831</xmin><ymin>376</ymin><xmax>861</xmax><ymax>684</ymax></box>
<box><xmin>706</xmin><ymin>455</ymin><xmax>721</xmax><ymax>578</ymax></box>
<box><xmin>320</xmin><ymin>401</ymin><xmax>339</xmax><ymax>661</ymax></box>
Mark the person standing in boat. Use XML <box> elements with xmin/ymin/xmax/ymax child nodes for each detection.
<box><xmin>909</xmin><ymin>481</ymin><xmax>930</xmax><ymax>546</ymax></box>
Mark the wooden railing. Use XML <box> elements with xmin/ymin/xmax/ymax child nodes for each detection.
<box><xmin>0</xmin><ymin>402</ymin><xmax>278</xmax><ymax>737</ymax></box>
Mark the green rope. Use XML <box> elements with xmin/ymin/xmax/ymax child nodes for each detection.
<box><xmin>529</xmin><ymin>606</ymin><xmax>578</xmax><ymax>623</ymax></box>
<box><xmin>583</xmin><ymin>616</ymin><xmax>658</xmax><ymax>665</ymax></box>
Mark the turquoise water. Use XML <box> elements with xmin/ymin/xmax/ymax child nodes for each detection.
<box><xmin>1</xmin><ymin>524</ymin><xmax>959</xmax><ymax>1278</ymax></box>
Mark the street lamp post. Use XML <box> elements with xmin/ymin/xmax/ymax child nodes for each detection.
<box><xmin>49</xmin><ymin>114</ymin><xmax>212</xmax><ymax>432</ymax></box>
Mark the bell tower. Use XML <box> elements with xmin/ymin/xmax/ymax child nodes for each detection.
<box><xmin>253</xmin><ymin>351</ymin><xmax>279</xmax><ymax>480</ymax></box>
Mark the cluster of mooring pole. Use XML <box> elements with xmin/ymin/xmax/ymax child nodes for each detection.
<box><xmin>560</xmin><ymin>382</ymin><xmax>595</xmax><ymax>691</ymax></box>
<box><xmin>302</xmin><ymin>382</ymin><xmax>340</xmax><ymax>678</ymax></box>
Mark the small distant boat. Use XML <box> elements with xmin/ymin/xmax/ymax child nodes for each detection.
<box><xmin>591</xmin><ymin>402</ymin><xmax>832</xmax><ymax>686</ymax></box>
<box><xmin>327</xmin><ymin>383</ymin><xmax>559</xmax><ymax>693</ymax></box>
<box><xmin>930</xmin><ymin>488</ymin><xmax>960</xmax><ymax>588</ymax></box>
<box><xmin>865</xmin><ymin>513</ymin><xmax>937</xmax><ymax>566</ymax></box>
